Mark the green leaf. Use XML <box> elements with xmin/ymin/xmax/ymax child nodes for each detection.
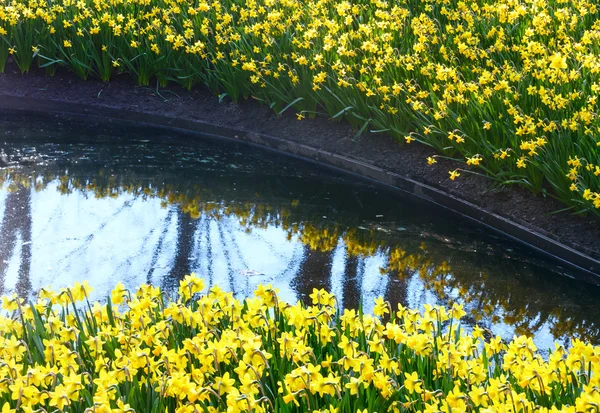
<box><xmin>354</xmin><ymin>119</ymin><xmax>370</xmax><ymax>140</ymax></box>
<box><xmin>277</xmin><ymin>97</ymin><xmax>304</xmax><ymax>116</ymax></box>
<box><xmin>331</xmin><ymin>106</ymin><xmax>354</xmax><ymax>119</ymax></box>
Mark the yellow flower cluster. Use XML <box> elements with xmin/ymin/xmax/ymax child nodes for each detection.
<box><xmin>0</xmin><ymin>0</ymin><xmax>599</xmax><ymax>214</ymax></box>
<box><xmin>0</xmin><ymin>276</ymin><xmax>599</xmax><ymax>413</ymax></box>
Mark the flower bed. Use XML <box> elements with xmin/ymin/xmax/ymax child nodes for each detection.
<box><xmin>0</xmin><ymin>275</ymin><xmax>598</xmax><ymax>413</ymax></box>
<box><xmin>1</xmin><ymin>0</ymin><xmax>599</xmax><ymax>215</ymax></box>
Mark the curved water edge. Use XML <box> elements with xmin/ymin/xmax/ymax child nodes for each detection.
<box><xmin>1</xmin><ymin>95</ymin><xmax>599</xmax><ymax>280</ymax></box>
<box><xmin>0</xmin><ymin>111</ymin><xmax>599</xmax><ymax>352</ymax></box>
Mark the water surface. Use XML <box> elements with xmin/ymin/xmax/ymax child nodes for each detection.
<box><xmin>1</xmin><ymin>112</ymin><xmax>599</xmax><ymax>350</ymax></box>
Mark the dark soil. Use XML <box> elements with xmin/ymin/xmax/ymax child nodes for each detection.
<box><xmin>1</xmin><ymin>63</ymin><xmax>600</xmax><ymax>260</ymax></box>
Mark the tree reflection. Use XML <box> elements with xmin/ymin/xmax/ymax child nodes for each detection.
<box><xmin>147</xmin><ymin>207</ymin><xmax>176</xmax><ymax>285</ymax></box>
<box><xmin>163</xmin><ymin>208</ymin><xmax>199</xmax><ymax>293</ymax></box>
<box><xmin>0</xmin><ymin>184</ymin><xmax>32</xmax><ymax>296</ymax></box>
<box><xmin>0</xmin><ymin>167</ymin><xmax>599</xmax><ymax>345</ymax></box>
<box><xmin>292</xmin><ymin>246</ymin><xmax>334</xmax><ymax>304</ymax></box>
<box><xmin>341</xmin><ymin>252</ymin><xmax>361</xmax><ymax>310</ymax></box>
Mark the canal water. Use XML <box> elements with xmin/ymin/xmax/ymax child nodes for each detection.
<box><xmin>1</xmin><ymin>112</ymin><xmax>598</xmax><ymax>350</ymax></box>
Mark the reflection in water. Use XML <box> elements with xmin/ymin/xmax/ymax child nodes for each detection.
<box><xmin>0</xmin><ymin>113</ymin><xmax>599</xmax><ymax>351</ymax></box>
<box><xmin>0</xmin><ymin>184</ymin><xmax>32</xmax><ymax>295</ymax></box>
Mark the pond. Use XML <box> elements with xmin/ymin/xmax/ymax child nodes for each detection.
<box><xmin>1</xmin><ymin>111</ymin><xmax>599</xmax><ymax>350</ymax></box>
